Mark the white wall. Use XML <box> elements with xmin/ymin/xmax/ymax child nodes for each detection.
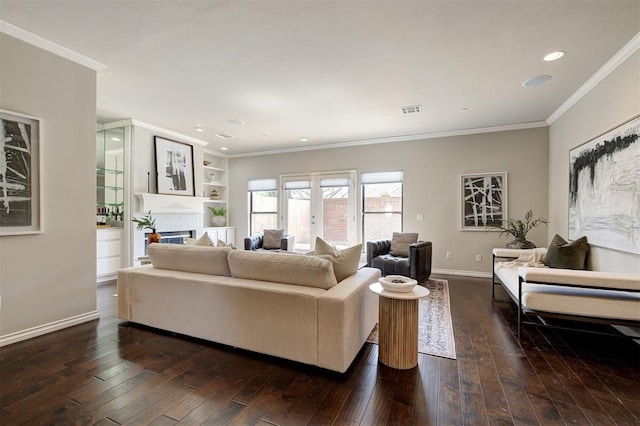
<box><xmin>229</xmin><ymin>127</ymin><xmax>549</xmax><ymax>275</ymax></box>
<box><xmin>549</xmin><ymin>50</ymin><xmax>640</xmax><ymax>274</ymax></box>
<box><xmin>0</xmin><ymin>34</ymin><xmax>98</xmax><ymax>338</ymax></box>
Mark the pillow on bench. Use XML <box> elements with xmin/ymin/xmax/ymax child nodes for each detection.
<box><xmin>543</xmin><ymin>234</ymin><xmax>588</xmax><ymax>270</ymax></box>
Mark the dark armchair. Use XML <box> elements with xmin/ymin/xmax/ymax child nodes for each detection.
<box><xmin>244</xmin><ymin>233</ymin><xmax>295</xmax><ymax>252</ymax></box>
<box><xmin>366</xmin><ymin>239</ymin><xmax>432</xmax><ymax>281</ymax></box>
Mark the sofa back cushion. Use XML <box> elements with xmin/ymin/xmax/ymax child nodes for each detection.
<box><xmin>148</xmin><ymin>244</ymin><xmax>231</xmax><ymax>276</ymax></box>
<box><xmin>228</xmin><ymin>250</ymin><xmax>337</xmax><ymax>289</ymax></box>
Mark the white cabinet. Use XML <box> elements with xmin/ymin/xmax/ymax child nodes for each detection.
<box><xmin>203</xmin><ymin>227</ymin><xmax>236</xmax><ymax>245</ymax></box>
<box><xmin>97</xmin><ymin>228</ymin><xmax>123</xmax><ymax>281</ymax></box>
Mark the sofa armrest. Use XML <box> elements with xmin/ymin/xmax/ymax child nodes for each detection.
<box><xmin>366</xmin><ymin>239</ymin><xmax>392</xmax><ymax>266</ymax></box>
<box><xmin>493</xmin><ymin>247</ymin><xmax>547</xmax><ymax>259</ymax></box>
<box><xmin>244</xmin><ymin>234</ymin><xmax>263</xmax><ymax>250</ymax></box>
<box><xmin>281</xmin><ymin>235</ymin><xmax>295</xmax><ymax>251</ymax></box>
<box><xmin>409</xmin><ymin>241</ymin><xmax>432</xmax><ymax>281</ymax></box>
<box><xmin>518</xmin><ymin>267</ymin><xmax>640</xmax><ymax>291</ymax></box>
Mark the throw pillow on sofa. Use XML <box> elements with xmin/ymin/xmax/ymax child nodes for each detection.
<box><xmin>185</xmin><ymin>232</ymin><xmax>213</xmax><ymax>246</ymax></box>
<box><xmin>263</xmin><ymin>229</ymin><xmax>285</xmax><ymax>249</ymax></box>
<box><xmin>217</xmin><ymin>239</ymin><xmax>236</xmax><ymax>249</ymax></box>
<box><xmin>314</xmin><ymin>237</ymin><xmax>362</xmax><ymax>282</ymax></box>
<box><xmin>390</xmin><ymin>232</ymin><xmax>418</xmax><ymax>257</ymax></box>
<box><xmin>543</xmin><ymin>234</ymin><xmax>588</xmax><ymax>270</ymax></box>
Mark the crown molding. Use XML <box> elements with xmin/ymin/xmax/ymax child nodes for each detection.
<box><xmin>0</xmin><ymin>20</ymin><xmax>106</xmax><ymax>71</ymax></box>
<box><xmin>547</xmin><ymin>31</ymin><xmax>640</xmax><ymax>125</ymax></box>
<box><xmin>229</xmin><ymin>121</ymin><xmax>548</xmax><ymax>158</ymax></box>
<box><xmin>99</xmin><ymin>118</ymin><xmax>215</xmax><ymax>148</ymax></box>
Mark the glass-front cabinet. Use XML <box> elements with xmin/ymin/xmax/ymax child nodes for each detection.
<box><xmin>96</xmin><ymin>126</ymin><xmax>127</xmax><ymax>282</ymax></box>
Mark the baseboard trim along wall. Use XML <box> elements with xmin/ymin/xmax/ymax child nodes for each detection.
<box><xmin>0</xmin><ymin>310</ymin><xmax>100</xmax><ymax>347</ymax></box>
<box><xmin>432</xmin><ymin>268</ymin><xmax>492</xmax><ymax>279</ymax></box>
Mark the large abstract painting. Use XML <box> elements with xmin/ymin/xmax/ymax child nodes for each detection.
<box><xmin>460</xmin><ymin>172</ymin><xmax>507</xmax><ymax>231</ymax></box>
<box><xmin>0</xmin><ymin>110</ymin><xmax>42</xmax><ymax>236</ymax></box>
<box><xmin>569</xmin><ymin>115</ymin><xmax>640</xmax><ymax>254</ymax></box>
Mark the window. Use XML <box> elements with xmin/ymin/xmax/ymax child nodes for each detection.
<box><xmin>361</xmin><ymin>171</ymin><xmax>403</xmax><ymax>243</ymax></box>
<box><xmin>248</xmin><ymin>178</ymin><xmax>278</xmax><ymax>235</ymax></box>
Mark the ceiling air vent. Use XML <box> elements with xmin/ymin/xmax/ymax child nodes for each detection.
<box><xmin>401</xmin><ymin>104</ymin><xmax>422</xmax><ymax>114</ymax></box>
<box><xmin>215</xmin><ymin>133</ymin><xmax>233</xmax><ymax>139</ymax></box>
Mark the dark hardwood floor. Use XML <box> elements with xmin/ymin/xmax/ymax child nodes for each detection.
<box><xmin>1</xmin><ymin>275</ymin><xmax>638</xmax><ymax>425</ymax></box>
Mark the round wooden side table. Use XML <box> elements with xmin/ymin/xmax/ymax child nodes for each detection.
<box><xmin>369</xmin><ymin>282</ymin><xmax>430</xmax><ymax>369</ymax></box>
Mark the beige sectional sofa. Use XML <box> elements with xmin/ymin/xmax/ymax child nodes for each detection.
<box><xmin>492</xmin><ymin>247</ymin><xmax>640</xmax><ymax>339</ymax></box>
<box><xmin>117</xmin><ymin>244</ymin><xmax>380</xmax><ymax>373</ymax></box>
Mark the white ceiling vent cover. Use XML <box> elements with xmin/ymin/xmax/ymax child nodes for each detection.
<box><xmin>215</xmin><ymin>133</ymin><xmax>233</xmax><ymax>139</ymax></box>
<box><xmin>401</xmin><ymin>104</ymin><xmax>422</xmax><ymax>114</ymax></box>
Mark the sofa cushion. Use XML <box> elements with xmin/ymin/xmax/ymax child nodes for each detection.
<box><xmin>544</xmin><ymin>234</ymin><xmax>588</xmax><ymax>270</ymax></box>
<box><xmin>148</xmin><ymin>244</ymin><xmax>231</xmax><ymax>276</ymax></box>
<box><xmin>263</xmin><ymin>229</ymin><xmax>284</xmax><ymax>249</ymax></box>
<box><xmin>228</xmin><ymin>250</ymin><xmax>338</xmax><ymax>289</ymax></box>
<box><xmin>185</xmin><ymin>232</ymin><xmax>213</xmax><ymax>246</ymax></box>
<box><xmin>390</xmin><ymin>232</ymin><xmax>418</xmax><ymax>257</ymax></box>
<box><xmin>314</xmin><ymin>237</ymin><xmax>362</xmax><ymax>282</ymax></box>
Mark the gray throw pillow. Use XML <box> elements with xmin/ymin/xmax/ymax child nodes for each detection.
<box><xmin>543</xmin><ymin>234</ymin><xmax>588</xmax><ymax>270</ymax></box>
<box><xmin>263</xmin><ymin>229</ymin><xmax>284</xmax><ymax>249</ymax></box>
<box><xmin>390</xmin><ymin>232</ymin><xmax>418</xmax><ymax>257</ymax></box>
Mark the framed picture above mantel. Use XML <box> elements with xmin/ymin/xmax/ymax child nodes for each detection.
<box><xmin>0</xmin><ymin>109</ymin><xmax>42</xmax><ymax>236</ymax></box>
<box><xmin>154</xmin><ymin>136</ymin><xmax>195</xmax><ymax>196</ymax></box>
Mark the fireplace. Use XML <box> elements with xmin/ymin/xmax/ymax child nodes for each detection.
<box><xmin>144</xmin><ymin>229</ymin><xmax>196</xmax><ymax>255</ymax></box>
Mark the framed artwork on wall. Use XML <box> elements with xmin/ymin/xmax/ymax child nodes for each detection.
<box><xmin>154</xmin><ymin>136</ymin><xmax>195</xmax><ymax>196</ymax></box>
<box><xmin>0</xmin><ymin>109</ymin><xmax>42</xmax><ymax>236</ymax></box>
<box><xmin>569</xmin><ymin>114</ymin><xmax>639</xmax><ymax>254</ymax></box>
<box><xmin>460</xmin><ymin>172</ymin><xmax>507</xmax><ymax>231</ymax></box>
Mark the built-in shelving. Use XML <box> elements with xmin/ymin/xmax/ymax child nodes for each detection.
<box><xmin>201</xmin><ymin>150</ymin><xmax>230</xmax><ymax>229</ymax></box>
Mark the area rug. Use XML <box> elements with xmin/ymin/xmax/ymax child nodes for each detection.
<box><xmin>366</xmin><ymin>278</ymin><xmax>457</xmax><ymax>360</ymax></box>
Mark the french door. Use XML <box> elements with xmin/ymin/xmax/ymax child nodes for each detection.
<box><xmin>281</xmin><ymin>171</ymin><xmax>357</xmax><ymax>252</ymax></box>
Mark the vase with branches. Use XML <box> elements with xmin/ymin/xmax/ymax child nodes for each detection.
<box><xmin>488</xmin><ymin>209</ymin><xmax>548</xmax><ymax>249</ymax></box>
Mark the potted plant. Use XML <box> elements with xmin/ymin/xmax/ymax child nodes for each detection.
<box><xmin>488</xmin><ymin>209</ymin><xmax>548</xmax><ymax>249</ymax></box>
<box><xmin>208</xmin><ymin>206</ymin><xmax>227</xmax><ymax>227</ymax></box>
<box><xmin>132</xmin><ymin>210</ymin><xmax>161</xmax><ymax>244</ymax></box>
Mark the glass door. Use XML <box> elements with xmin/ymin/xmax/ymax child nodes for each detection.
<box><xmin>282</xmin><ymin>171</ymin><xmax>357</xmax><ymax>252</ymax></box>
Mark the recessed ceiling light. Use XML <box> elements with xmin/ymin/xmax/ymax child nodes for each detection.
<box><xmin>522</xmin><ymin>75</ymin><xmax>552</xmax><ymax>88</ymax></box>
<box><xmin>227</xmin><ymin>119</ymin><xmax>245</xmax><ymax>126</ymax></box>
<box><xmin>220</xmin><ymin>147</ymin><xmax>229</xmax><ymax>151</ymax></box>
<box><xmin>300</xmin><ymin>138</ymin><xmax>308</xmax><ymax>142</ymax></box>
<box><xmin>110</xmin><ymin>137</ymin><xmax>121</xmax><ymax>141</ymax></box>
<box><xmin>215</xmin><ymin>133</ymin><xmax>233</xmax><ymax>139</ymax></box>
<box><xmin>460</xmin><ymin>107</ymin><xmax>469</xmax><ymax>112</ymax></box>
<box><xmin>195</xmin><ymin>127</ymin><xmax>203</xmax><ymax>132</ymax></box>
<box><xmin>543</xmin><ymin>51</ymin><xmax>566</xmax><ymax>61</ymax></box>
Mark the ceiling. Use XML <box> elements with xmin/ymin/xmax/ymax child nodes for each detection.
<box><xmin>1</xmin><ymin>1</ymin><xmax>639</xmax><ymax>155</ymax></box>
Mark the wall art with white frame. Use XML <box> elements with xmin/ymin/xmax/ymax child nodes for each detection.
<box><xmin>0</xmin><ymin>109</ymin><xmax>42</xmax><ymax>236</ymax></box>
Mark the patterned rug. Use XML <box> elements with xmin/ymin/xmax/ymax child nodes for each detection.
<box><xmin>366</xmin><ymin>278</ymin><xmax>457</xmax><ymax>360</ymax></box>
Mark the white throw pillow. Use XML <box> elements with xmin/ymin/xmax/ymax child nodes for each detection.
<box><xmin>263</xmin><ymin>229</ymin><xmax>284</xmax><ymax>249</ymax></box>
<box><xmin>390</xmin><ymin>232</ymin><xmax>418</xmax><ymax>257</ymax></box>
<box><xmin>217</xmin><ymin>239</ymin><xmax>236</xmax><ymax>249</ymax></box>
<box><xmin>314</xmin><ymin>237</ymin><xmax>362</xmax><ymax>282</ymax></box>
<box><xmin>185</xmin><ymin>232</ymin><xmax>213</xmax><ymax>247</ymax></box>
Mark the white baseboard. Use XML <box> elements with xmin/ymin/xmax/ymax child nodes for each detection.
<box><xmin>432</xmin><ymin>268</ymin><xmax>492</xmax><ymax>279</ymax></box>
<box><xmin>0</xmin><ymin>310</ymin><xmax>100</xmax><ymax>347</ymax></box>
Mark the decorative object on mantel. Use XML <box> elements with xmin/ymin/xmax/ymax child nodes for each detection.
<box><xmin>203</xmin><ymin>160</ymin><xmax>211</xmax><ymax>166</ymax></box>
<box><xmin>208</xmin><ymin>206</ymin><xmax>227</xmax><ymax>227</ymax></box>
<box><xmin>488</xmin><ymin>209</ymin><xmax>548</xmax><ymax>249</ymax></box>
<box><xmin>209</xmin><ymin>187</ymin><xmax>220</xmax><ymax>199</ymax></box>
<box><xmin>132</xmin><ymin>210</ymin><xmax>161</xmax><ymax>245</ymax></box>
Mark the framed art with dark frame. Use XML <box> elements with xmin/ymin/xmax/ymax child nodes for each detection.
<box><xmin>0</xmin><ymin>109</ymin><xmax>42</xmax><ymax>236</ymax></box>
<box><xmin>460</xmin><ymin>172</ymin><xmax>507</xmax><ymax>231</ymax></box>
<box><xmin>569</xmin><ymin>114</ymin><xmax>639</xmax><ymax>254</ymax></box>
<box><xmin>154</xmin><ymin>136</ymin><xmax>195</xmax><ymax>196</ymax></box>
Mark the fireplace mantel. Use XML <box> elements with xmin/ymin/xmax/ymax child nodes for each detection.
<box><xmin>135</xmin><ymin>193</ymin><xmax>205</xmax><ymax>214</ymax></box>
